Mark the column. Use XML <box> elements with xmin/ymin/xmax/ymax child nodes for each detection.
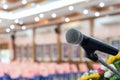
<box><xmin>90</xmin><ymin>18</ymin><xmax>95</xmax><ymax>37</ymax></box>
<box><xmin>56</xmin><ymin>24</ymin><xmax>62</xmax><ymax>62</ymax></box>
<box><xmin>32</xmin><ymin>28</ymin><xmax>36</xmax><ymax>61</ymax></box>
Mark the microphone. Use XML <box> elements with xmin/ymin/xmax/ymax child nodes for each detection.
<box><xmin>66</xmin><ymin>28</ymin><xmax>120</xmax><ymax>77</ymax></box>
<box><xmin>66</xmin><ymin>28</ymin><xmax>119</xmax><ymax>56</ymax></box>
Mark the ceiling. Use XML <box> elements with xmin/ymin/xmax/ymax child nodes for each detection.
<box><xmin>0</xmin><ymin>0</ymin><xmax>120</xmax><ymax>33</ymax></box>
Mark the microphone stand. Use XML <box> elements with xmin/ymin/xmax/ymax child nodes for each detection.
<box><xmin>98</xmin><ymin>56</ymin><xmax>120</xmax><ymax>77</ymax></box>
<box><xmin>84</xmin><ymin>48</ymin><xmax>120</xmax><ymax>77</ymax></box>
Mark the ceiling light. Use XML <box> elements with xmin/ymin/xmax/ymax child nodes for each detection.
<box><xmin>51</xmin><ymin>13</ymin><xmax>57</xmax><ymax>18</ymax></box>
<box><xmin>14</xmin><ymin>19</ymin><xmax>19</xmax><ymax>23</ymax></box>
<box><xmin>83</xmin><ymin>9</ymin><xmax>88</xmax><ymax>15</ymax></box>
<box><xmin>0</xmin><ymin>0</ymin><xmax>88</xmax><ymax>20</ymax></box>
<box><xmin>34</xmin><ymin>17</ymin><xmax>40</xmax><ymax>22</ymax></box>
<box><xmin>95</xmin><ymin>12</ymin><xmax>100</xmax><ymax>17</ymax></box>
<box><xmin>10</xmin><ymin>25</ymin><xmax>15</xmax><ymax>29</ymax></box>
<box><xmin>21</xmin><ymin>26</ymin><xmax>26</xmax><ymax>30</ymax></box>
<box><xmin>68</xmin><ymin>6</ymin><xmax>74</xmax><ymax>11</ymax></box>
<box><xmin>22</xmin><ymin>0</ymin><xmax>27</xmax><ymax>5</ymax></box>
<box><xmin>99</xmin><ymin>2</ymin><xmax>105</xmax><ymax>7</ymax></box>
<box><xmin>39</xmin><ymin>13</ymin><xmax>44</xmax><ymax>18</ymax></box>
<box><xmin>5</xmin><ymin>28</ymin><xmax>10</xmax><ymax>32</ymax></box>
<box><xmin>65</xmin><ymin>18</ymin><xmax>70</xmax><ymax>22</ymax></box>
<box><xmin>3</xmin><ymin>4</ymin><xmax>8</xmax><ymax>9</ymax></box>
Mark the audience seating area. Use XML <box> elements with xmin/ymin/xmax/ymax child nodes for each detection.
<box><xmin>0</xmin><ymin>61</ymin><xmax>100</xmax><ymax>80</ymax></box>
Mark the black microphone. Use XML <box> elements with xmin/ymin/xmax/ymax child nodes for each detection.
<box><xmin>66</xmin><ymin>28</ymin><xmax>119</xmax><ymax>56</ymax></box>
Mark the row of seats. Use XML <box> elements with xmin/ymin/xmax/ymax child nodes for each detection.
<box><xmin>0</xmin><ymin>61</ymin><xmax>100</xmax><ymax>80</ymax></box>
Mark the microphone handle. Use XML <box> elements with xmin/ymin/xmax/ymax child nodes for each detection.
<box><xmin>98</xmin><ymin>56</ymin><xmax>120</xmax><ymax>77</ymax></box>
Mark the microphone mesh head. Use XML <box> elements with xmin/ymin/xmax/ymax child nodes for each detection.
<box><xmin>66</xmin><ymin>28</ymin><xmax>83</xmax><ymax>44</ymax></box>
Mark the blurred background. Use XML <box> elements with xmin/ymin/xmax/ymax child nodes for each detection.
<box><xmin>0</xmin><ymin>0</ymin><xmax>120</xmax><ymax>79</ymax></box>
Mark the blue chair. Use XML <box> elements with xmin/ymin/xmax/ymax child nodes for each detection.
<box><xmin>53</xmin><ymin>73</ymin><xmax>61</xmax><ymax>80</ymax></box>
<box><xmin>43</xmin><ymin>75</ymin><xmax>53</xmax><ymax>80</ymax></box>
<box><xmin>73</xmin><ymin>72</ymin><xmax>79</xmax><ymax>80</ymax></box>
<box><xmin>27</xmin><ymin>77</ymin><xmax>34</xmax><ymax>80</ymax></box>
<box><xmin>47</xmin><ymin>75</ymin><xmax>53</xmax><ymax>80</ymax></box>
<box><xmin>63</xmin><ymin>73</ymin><xmax>69</xmax><ymax>80</ymax></box>
<box><xmin>33</xmin><ymin>75</ymin><xmax>40</xmax><ymax>80</ymax></box>
<box><xmin>3</xmin><ymin>73</ymin><xmax>12</xmax><ymax>80</ymax></box>
<box><xmin>0</xmin><ymin>76</ymin><xmax>3</xmax><ymax>80</ymax></box>
<box><xmin>52</xmin><ymin>74</ymin><xmax>58</xmax><ymax>80</ymax></box>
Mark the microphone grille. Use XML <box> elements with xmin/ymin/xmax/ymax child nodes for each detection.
<box><xmin>66</xmin><ymin>28</ymin><xmax>83</xmax><ymax>44</ymax></box>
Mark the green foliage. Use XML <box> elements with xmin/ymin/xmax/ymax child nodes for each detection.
<box><xmin>109</xmin><ymin>74</ymin><xmax>120</xmax><ymax>80</ymax></box>
<box><xmin>113</xmin><ymin>59</ymin><xmax>120</xmax><ymax>72</ymax></box>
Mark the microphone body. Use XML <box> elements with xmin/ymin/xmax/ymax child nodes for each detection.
<box><xmin>81</xmin><ymin>35</ymin><xmax>118</xmax><ymax>55</ymax></box>
<box><xmin>66</xmin><ymin>28</ymin><xmax>119</xmax><ymax>55</ymax></box>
